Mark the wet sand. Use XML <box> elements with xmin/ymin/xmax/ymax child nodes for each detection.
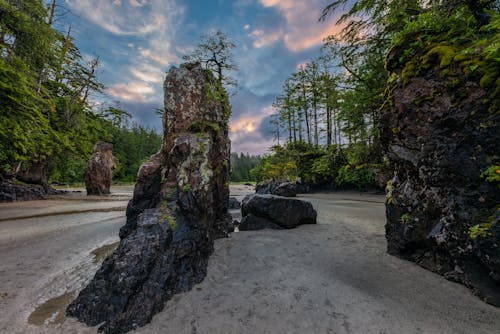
<box><xmin>1</xmin><ymin>186</ymin><xmax>499</xmax><ymax>334</ymax></box>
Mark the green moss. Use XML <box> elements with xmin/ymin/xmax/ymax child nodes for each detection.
<box><xmin>482</xmin><ymin>165</ymin><xmax>500</xmax><ymax>188</ymax></box>
<box><xmin>183</xmin><ymin>183</ymin><xmax>191</xmax><ymax>192</ymax></box>
<box><xmin>400</xmin><ymin>213</ymin><xmax>412</xmax><ymax>224</ymax></box>
<box><xmin>159</xmin><ymin>203</ymin><xmax>177</xmax><ymax>230</ymax></box>
<box><xmin>167</xmin><ymin>215</ymin><xmax>177</xmax><ymax>230</ymax></box>
<box><xmin>423</xmin><ymin>45</ymin><xmax>458</xmax><ymax>68</ymax></box>
<box><xmin>205</xmin><ymin>81</ymin><xmax>232</xmax><ymax>121</ymax></box>
<box><xmin>401</xmin><ymin>62</ymin><xmax>418</xmax><ymax>84</ymax></box>
<box><xmin>385</xmin><ymin>12</ymin><xmax>500</xmax><ymax>114</ymax></box>
<box><xmin>469</xmin><ymin>222</ymin><xmax>492</xmax><ymax>239</ymax></box>
<box><xmin>188</xmin><ymin>121</ymin><xmax>221</xmax><ymax>133</ymax></box>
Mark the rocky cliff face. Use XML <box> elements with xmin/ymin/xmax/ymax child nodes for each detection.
<box><xmin>84</xmin><ymin>142</ymin><xmax>116</xmax><ymax>195</ymax></box>
<box><xmin>381</xmin><ymin>43</ymin><xmax>500</xmax><ymax>305</ymax></box>
<box><xmin>67</xmin><ymin>63</ymin><xmax>232</xmax><ymax>333</ymax></box>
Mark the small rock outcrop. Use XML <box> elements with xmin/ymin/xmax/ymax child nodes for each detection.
<box><xmin>228</xmin><ymin>196</ymin><xmax>241</xmax><ymax>209</ymax></box>
<box><xmin>16</xmin><ymin>162</ymin><xmax>49</xmax><ymax>191</ymax></box>
<box><xmin>0</xmin><ymin>181</ymin><xmax>46</xmax><ymax>202</ymax></box>
<box><xmin>381</xmin><ymin>38</ymin><xmax>500</xmax><ymax>305</ymax></box>
<box><xmin>256</xmin><ymin>180</ymin><xmax>298</xmax><ymax>197</ymax></box>
<box><xmin>84</xmin><ymin>142</ymin><xmax>116</xmax><ymax>195</ymax></box>
<box><xmin>0</xmin><ymin>162</ymin><xmax>55</xmax><ymax>202</ymax></box>
<box><xmin>67</xmin><ymin>63</ymin><xmax>232</xmax><ymax>333</ymax></box>
<box><xmin>239</xmin><ymin>194</ymin><xmax>317</xmax><ymax>230</ymax></box>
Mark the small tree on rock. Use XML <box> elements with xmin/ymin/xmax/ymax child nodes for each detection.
<box><xmin>182</xmin><ymin>30</ymin><xmax>237</xmax><ymax>88</ymax></box>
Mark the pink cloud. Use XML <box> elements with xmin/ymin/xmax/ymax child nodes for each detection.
<box><xmin>258</xmin><ymin>0</ymin><xmax>344</xmax><ymax>52</ymax></box>
<box><xmin>229</xmin><ymin>106</ymin><xmax>276</xmax><ymax>154</ymax></box>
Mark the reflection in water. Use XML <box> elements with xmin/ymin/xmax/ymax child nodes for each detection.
<box><xmin>91</xmin><ymin>241</ymin><xmax>119</xmax><ymax>263</ymax></box>
<box><xmin>27</xmin><ymin>292</ymin><xmax>75</xmax><ymax>326</ymax></box>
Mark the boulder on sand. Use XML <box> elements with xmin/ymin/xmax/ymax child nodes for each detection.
<box><xmin>239</xmin><ymin>194</ymin><xmax>317</xmax><ymax>230</ymax></box>
<box><xmin>66</xmin><ymin>62</ymin><xmax>232</xmax><ymax>334</ymax></box>
<box><xmin>84</xmin><ymin>142</ymin><xmax>116</xmax><ymax>195</ymax></box>
<box><xmin>255</xmin><ymin>180</ymin><xmax>298</xmax><ymax>197</ymax></box>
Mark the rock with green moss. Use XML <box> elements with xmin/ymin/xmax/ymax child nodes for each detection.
<box><xmin>67</xmin><ymin>63</ymin><xmax>231</xmax><ymax>333</ymax></box>
<box><xmin>381</xmin><ymin>23</ymin><xmax>500</xmax><ymax>306</ymax></box>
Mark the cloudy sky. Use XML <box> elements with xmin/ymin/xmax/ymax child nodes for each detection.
<box><xmin>60</xmin><ymin>0</ymin><xmax>343</xmax><ymax>154</ymax></box>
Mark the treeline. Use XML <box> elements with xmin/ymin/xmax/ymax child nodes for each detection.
<box><xmin>255</xmin><ymin>0</ymin><xmax>499</xmax><ymax>189</ymax></box>
<box><xmin>0</xmin><ymin>0</ymin><xmax>161</xmax><ymax>185</ymax></box>
<box><xmin>230</xmin><ymin>153</ymin><xmax>261</xmax><ymax>182</ymax></box>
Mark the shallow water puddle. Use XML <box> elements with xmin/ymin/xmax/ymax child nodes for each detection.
<box><xmin>91</xmin><ymin>241</ymin><xmax>119</xmax><ymax>263</ymax></box>
<box><xmin>27</xmin><ymin>292</ymin><xmax>75</xmax><ymax>326</ymax></box>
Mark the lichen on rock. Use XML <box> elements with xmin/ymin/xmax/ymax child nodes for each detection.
<box><xmin>84</xmin><ymin>142</ymin><xmax>116</xmax><ymax>195</ymax></box>
<box><xmin>67</xmin><ymin>63</ymin><xmax>231</xmax><ymax>333</ymax></box>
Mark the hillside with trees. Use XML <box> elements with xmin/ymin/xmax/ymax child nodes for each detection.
<box><xmin>0</xmin><ymin>0</ymin><xmax>161</xmax><ymax>187</ymax></box>
<box><xmin>252</xmin><ymin>0</ymin><xmax>499</xmax><ymax>190</ymax></box>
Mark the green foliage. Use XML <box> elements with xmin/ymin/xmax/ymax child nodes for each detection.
<box><xmin>0</xmin><ymin>1</ymin><xmax>161</xmax><ymax>185</ymax></box>
<box><xmin>388</xmin><ymin>5</ymin><xmax>500</xmax><ymax>112</ymax></box>
<box><xmin>469</xmin><ymin>222</ymin><xmax>493</xmax><ymax>239</ymax></box>
<box><xmin>183</xmin><ymin>30</ymin><xmax>237</xmax><ymax>88</ymax></box>
<box><xmin>335</xmin><ymin>164</ymin><xmax>376</xmax><ymax>189</ymax></box>
<box><xmin>482</xmin><ymin>165</ymin><xmax>500</xmax><ymax>188</ymax></box>
<box><xmin>110</xmin><ymin>124</ymin><xmax>161</xmax><ymax>183</ymax></box>
<box><xmin>230</xmin><ymin>153</ymin><xmax>261</xmax><ymax>182</ymax></box>
<box><xmin>250</xmin><ymin>141</ymin><xmax>378</xmax><ymax>189</ymax></box>
<box><xmin>250</xmin><ymin>146</ymin><xmax>297</xmax><ymax>182</ymax></box>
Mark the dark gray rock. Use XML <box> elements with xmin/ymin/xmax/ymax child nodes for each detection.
<box><xmin>67</xmin><ymin>63</ymin><xmax>231</xmax><ymax>334</ymax></box>
<box><xmin>0</xmin><ymin>181</ymin><xmax>46</xmax><ymax>202</ymax></box>
<box><xmin>228</xmin><ymin>197</ymin><xmax>240</xmax><ymax>209</ymax></box>
<box><xmin>255</xmin><ymin>180</ymin><xmax>298</xmax><ymax>197</ymax></box>
<box><xmin>239</xmin><ymin>213</ymin><xmax>283</xmax><ymax>231</ymax></box>
<box><xmin>239</xmin><ymin>194</ymin><xmax>317</xmax><ymax>230</ymax></box>
<box><xmin>381</xmin><ymin>47</ymin><xmax>500</xmax><ymax>306</ymax></box>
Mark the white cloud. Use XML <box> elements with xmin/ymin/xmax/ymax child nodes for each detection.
<box><xmin>65</xmin><ymin>0</ymin><xmax>179</xmax><ymax>36</ymax></box>
<box><xmin>66</xmin><ymin>0</ymin><xmax>184</xmax><ymax>102</ymax></box>
<box><xmin>249</xmin><ymin>28</ymin><xmax>283</xmax><ymax>48</ymax></box>
<box><xmin>129</xmin><ymin>0</ymin><xmax>148</xmax><ymax>7</ymax></box>
<box><xmin>108</xmin><ymin>82</ymin><xmax>155</xmax><ymax>102</ymax></box>
<box><xmin>130</xmin><ymin>64</ymin><xmax>164</xmax><ymax>83</ymax></box>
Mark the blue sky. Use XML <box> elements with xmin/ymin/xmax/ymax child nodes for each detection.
<box><xmin>60</xmin><ymin>0</ymin><xmax>344</xmax><ymax>154</ymax></box>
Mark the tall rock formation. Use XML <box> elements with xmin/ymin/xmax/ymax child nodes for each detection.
<box><xmin>381</xmin><ymin>33</ymin><xmax>500</xmax><ymax>305</ymax></box>
<box><xmin>84</xmin><ymin>142</ymin><xmax>116</xmax><ymax>195</ymax></box>
<box><xmin>67</xmin><ymin>63</ymin><xmax>231</xmax><ymax>333</ymax></box>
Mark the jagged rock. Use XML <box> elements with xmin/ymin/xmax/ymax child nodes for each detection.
<box><xmin>255</xmin><ymin>180</ymin><xmax>298</xmax><ymax>197</ymax></box>
<box><xmin>381</xmin><ymin>46</ymin><xmax>500</xmax><ymax>305</ymax></box>
<box><xmin>0</xmin><ymin>181</ymin><xmax>46</xmax><ymax>202</ymax></box>
<box><xmin>84</xmin><ymin>142</ymin><xmax>116</xmax><ymax>195</ymax></box>
<box><xmin>239</xmin><ymin>194</ymin><xmax>317</xmax><ymax>230</ymax></box>
<box><xmin>67</xmin><ymin>63</ymin><xmax>231</xmax><ymax>334</ymax></box>
<box><xmin>228</xmin><ymin>196</ymin><xmax>240</xmax><ymax>209</ymax></box>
